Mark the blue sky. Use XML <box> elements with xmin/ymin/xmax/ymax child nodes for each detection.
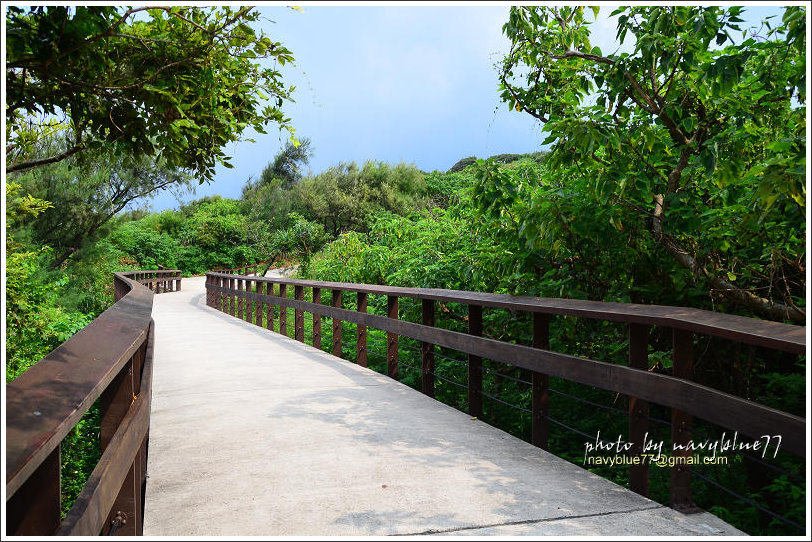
<box><xmin>148</xmin><ymin>3</ymin><xmax>786</xmax><ymax>211</ymax></box>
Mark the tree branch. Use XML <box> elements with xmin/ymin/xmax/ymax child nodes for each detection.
<box><xmin>7</xmin><ymin>140</ymin><xmax>84</xmax><ymax>173</ymax></box>
<box><xmin>658</xmin><ymin>233</ymin><xmax>805</xmax><ymax>323</ymax></box>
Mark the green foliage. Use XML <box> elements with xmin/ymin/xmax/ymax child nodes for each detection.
<box><xmin>109</xmin><ymin>222</ymin><xmax>184</xmax><ymax>271</ymax></box>
<box><xmin>5</xmin><ymin>247</ymin><xmax>93</xmax><ymax>382</ymax></box>
<box><xmin>6</xmin><ymin>6</ymin><xmax>296</xmax><ymax>180</ymax></box>
<box><xmin>60</xmin><ymin>404</ymin><xmax>101</xmax><ymax>518</ymax></box>
<box><xmin>261</xmin><ymin>213</ymin><xmax>328</xmax><ymax>275</ymax></box>
<box><xmin>9</xmin><ymin>139</ymin><xmax>193</xmax><ymax>266</ymax></box>
<box><xmin>105</xmin><ymin>196</ymin><xmax>261</xmax><ymax>275</ymax></box>
<box><xmin>5</xmin><ymin>183</ymin><xmax>92</xmax><ymax>381</ymax></box>
<box><xmin>294</xmin><ymin>161</ymin><xmax>427</xmax><ymax>236</ymax></box>
<box><xmin>448</xmin><ymin>155</ymin><xmax>477</xmax><ymax>173</ymax></box>
<box><xmin>448</xmin><ymin>151</ymin><xmax>548</xmax><ymax>173</ymax></box>
<box><xmin>499</xmin><ymin>5</ymin><xmax>805</xmax><ymax>322</ymax></box>
<box><xmin>260</xmin><ymin>137</ymin><xmax>313</xmax><ymax>189</ymax></box>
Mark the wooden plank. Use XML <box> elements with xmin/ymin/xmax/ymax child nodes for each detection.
<box><xmin>295</xmin><ymin>285</ymin><xmax>305</xmax><ymax>342</ymax></box>
<box><xmin>279</xmin><ymin>284</ymin><xmax>288</xmax><ymax>337</ymax></box>
<box><xmin>255</xmin><ymin>280</ymin><xmax>263</xmax><ymax>326</ymax></box>
<box><xmin>357</xmin><ymin>293</ymin><xmax>367</xmax><ymax>367</ymax></box>
<box><xmin>468</xmin><ymin>305</ymin><xmax>483</xmax><ymax>418</ymax></box>
<box><xmin>237</xmin><ymin>278</ymin><xmax>244</xmax><ymax>321</ymax></box>
<box><xmin>387</xmin><ymin>296</ymin><xmax>398</xmax><ymax>379</ymax></box>
<box><xmin>671</xmin><ymin>328</ymin><xmax>699</xmax><ymax>513</ymax></box>
<box><xmin>209</xmin><ymin>274</ymin><xmax>804</xmax><ymax>353</ymax></box>
<box><xmin>312</xmin><ymin>287</ymin><xmax>322</xmax><ymax>349</ymax></box>
<box><xmin>99</xmin><ymin>356</ymin><xmax>137</xmax><ymax>535</ymax></box>
<box><xmin>57</xmin><ymin>393</ymin><xmax>151</xmax><ymax>536</ymax></box>
<box><xmin>243</xmin><ymin>279</ymin><xmax>251</xmax><ymax>322</ymax></box>
<box><xmin>229</xmin><ymin>277</ymin><xmax>235</xmax><ymax>316</ymax></box>
<box><xmin>422</xmin><ymin>299</ymin><xmax>435</xmax><ymax>398</ymax></box>
<box><xmin>531</xmin><ymin>313</ymin><xmax>550</xmax><ymax>450</ymax></box>
<box><xmin>6</xmin><ymin>446</ymin><xmax>60</xmax><ymax>535</ymax></box>
<box><xmin>332</xmin><ymin>290</ymin><xmax>342</xmax><ymax>357</ymax></box>
<box><xmin>628</xmin><ymin>323</ymin><xmax>650</xmax><ymax>498</ymax></box>
<box><xmin>57</xmin><ymin>313</ymin><xmax>154</xmax><ymax>536</ymax></box>
<box><xmin>266</xmin><ymin>283</ymin><xmax>274</xmax><ymax>332</ymax></box>
<box><xmin>6</xmin><ymin>276</ymin><xmax>153</xmax><ymax>497</ymax></box>
<box><xmin>210</xmin><ymin>285</ymin><xmax>807</xmax><ymax>457</ymax></box>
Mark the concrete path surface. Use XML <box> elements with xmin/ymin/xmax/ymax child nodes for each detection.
<box><xmin>143</xmin><ymin>276</ymin><xmax>744</xmax><ymax>536</ymax></box>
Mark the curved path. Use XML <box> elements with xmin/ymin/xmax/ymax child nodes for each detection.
<box><xmin>143</xmin><ymin>276</ymin><xmax>743</xmax><ymax>536</ymax></box>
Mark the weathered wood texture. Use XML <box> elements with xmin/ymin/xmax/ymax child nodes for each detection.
<box><xmin>6</xmin><ymin>270</ymin><xmax>169</xmax><ymax>535</ymax></box>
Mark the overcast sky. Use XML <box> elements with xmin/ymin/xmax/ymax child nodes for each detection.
<box><xmin>148</xmin><ymin>3</ymin><xmax>785</xmax><ymax>211</ymax></box>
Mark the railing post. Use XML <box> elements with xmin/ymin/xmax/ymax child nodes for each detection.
<box><xmin>332</xmin><ymin>290</ymin><xmax>342</xmax><ymax>357</ymax></box>
<box><xmin>228</xmin><ymin>277</ymin><xmax>235</xmax><ymax>316</ymax></box>
<box><xmin>295</xmin><ymin>285</ymin><xmax>305</xmax><ymax>342</ymax></box>
<box><xmin>356</xmin><ymin>293</ymin><xmax>368</xmax><ymax>366</ymax></box>
<box><xmin>5</xmin><ymin>447</ymin><xmax>61</xmax><ymax>535</ymax></box>
<box><xmin>176</xmin><ymin>272</ymin><xmax>181</xmax><ymax>292</ymax></box>
<box><xmin>421</xmin><ymin>299</ymin><xmax>435</xmax><ymax>397</ymax></box>
<box><xmin>244</xmin><ymin>279</ymin><xmax>252</xmax><ymax>322</ymax></box>
<box><xmin>223</xmin><ymin>276</ymin><xmax>228</xmax><ymax>313</ymax></box>
<box><xmin>279</xmin><ymin>284</ymin><xmax>288</xmax><ymax>337</ymax></box>
<box><xmin>531</xmin><ymin>313</ymin><xmax>550</xmax><ymax>450</ymax></box>
<box><xmin>115</xmin><ymin>276</ymin><xmax>126</xmax><ymax>302</ymax></box>
<box><xmin>218</xmin><ymin>276</ymin><xmax>224</xmax><ymax>311</ymax></box>
<box><xmin>255</xmin><ymin>280</ymin><xmax>263</xmax><ymax>326</ymax></box>
<box><xmin>628</xmin><ymin>323</ymin><xmax>650</xmax><ymax>497</ymax></box>
<box><xmin>387</xmin><ymin>295</ymin><xmax>399</xmax><ymax>379</ymax></box>
<box><xmin>468</xmin><ymin>305</ymin><xmax>483</xmax><ymax>418</ymax></box>
<box><xmin>312</xmin><ymin>287</ymin><xmax>322</xmax><ymax>349</ymax></box>
<box><xmin>266</xmin><ymin>282</ymin><xmax>275</xmax><ymax>332</ymax></box>
<box><xmin>237</xmin><ymin>277</ymin><xmax>244</xmax><ymax>320</ymax></box>
<box><xmin>130</xmin><ymin>339</ymin><xmax>147</xmax><ymax>536</ymax></box>
<box><xmin>99</xmin><ymin>357</ymin><xmax>138</xmax><ymax>535</ymax></box>
<box><xmin>671</xmin><ymin>328</ymin><xmax>698</xmax><ymax>513</ymax></box>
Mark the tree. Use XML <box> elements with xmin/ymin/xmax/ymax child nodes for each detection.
<box><xmin>6</xmin><ymin>6</ymin><xmax>296</xmax><ymax>181</ymax></box>
<box><xmin>5</xmin><ymin>184</ymin><xmax>92</xmax><ymax>381</ymax></box>
<box><xmin>449</xmin><ymin>156</ymin><xmax>477</xmax><ymax>173</ymax></box>
<box><xmin>497</xmin><ymin>6</ymin><xmax>805</xmax><ymax>322</ymax></box>
<box><xmin>11</xmin><ymin>137</ymin><xmax>193</xmax><ymax>267</ymax></box>
<box><xmin>294</xmin><ymin>161</ymin><xmax>427</xmax><ymax>236</ymax></box>
<box><xmin>259</xmin><ymin>212</ymin><xmax>328</xmax><ymax>275</ymax></box>
<box><xmin>260</xmin><ymin>137</ymin><xmax>313</xmax><ymax>189</ymax></box>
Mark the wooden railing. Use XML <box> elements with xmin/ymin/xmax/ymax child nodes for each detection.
<box><xmin>205</xmin><ymin>272</ymin><xmax>805</xmax><ymax>513</ymax></box>
<box><xmin>6</xmin><ymin>269</ymin><xmax>181</xmax><ymax>535</ymax></box>
<box><xmin>211</xmin><ymin>264</ymin><xmax>261</xmax><ymax>276</ymax></box>
<box><xmin>125</xmin><ymin>269</ymin><xmax>182</xmax><ymax>294</ymax></box>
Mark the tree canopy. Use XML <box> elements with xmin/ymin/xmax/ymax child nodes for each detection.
<box><xmin>496</xmin><ymin>6</ymin><xmax>805</xmax><ymax>322</ymax></box>
<box><xmin>6</xmin><ymin>6</ymin><xmax>296</xmax><ymax>181</ymax></box>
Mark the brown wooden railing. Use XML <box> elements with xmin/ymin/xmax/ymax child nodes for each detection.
<box><xmin>6</xmin><ymin>269</ymin><xmax>181</xmax><ymax>536</ymax></box>
<box><xmin>211</xmin><ymin>264</ymin><xmax>261</xmax><ymax>276</ymax></box>
<box><xmin>125</xmin><ymin>269</ymin><xmax>182</xmax><ymax>294</ymax></box>
<box><xmin>205</xmin><ymin>272</ymin><xmax>805</xmax><ymax>513</ymax></box>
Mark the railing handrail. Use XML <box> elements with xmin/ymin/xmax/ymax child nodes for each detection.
<box><xmin>6</xmin><ymin>268</ymin><xmax>180</xmax><ymax>535</ymax></box>
<box><xmin>211</xmin><ymin>263</ymin><xmax>263</xmax><ymax>276</ymax></box>
<box><xmin>207</xmin><ymin>273</ymin><xmax>804</xmax><ymax>354</ymax></box>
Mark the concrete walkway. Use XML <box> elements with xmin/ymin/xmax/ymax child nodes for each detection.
<box><xmin>143</xmin><ymin>276</ymin><xmax>744</xmax><ymax>536</ymax></box>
